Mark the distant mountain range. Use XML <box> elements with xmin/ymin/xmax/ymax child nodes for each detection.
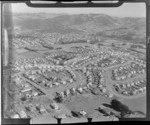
<box><xmin>13</xmin><ymin>13</ymin><xmax>146</xmax><ymax>43</ymax></box>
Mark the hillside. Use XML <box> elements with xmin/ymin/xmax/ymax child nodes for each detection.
<box><xmin>12</xmin><ymin>13</ymin><xmax>146</xmax><ymax>43</ymax></box>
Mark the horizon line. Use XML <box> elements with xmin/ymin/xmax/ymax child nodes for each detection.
<box><xmin>12</xmin><ymin>12</ymin><xmax>146</xmax><ymax>18</ymax></box>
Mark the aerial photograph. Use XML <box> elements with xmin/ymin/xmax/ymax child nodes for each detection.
<box><xmin>3</xmin><ymin>2</ymin><xmax>146</xmax><ymax>123</ymax></box>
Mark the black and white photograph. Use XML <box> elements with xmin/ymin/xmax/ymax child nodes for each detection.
<box><xmin>1</xmin><ymin>0</ymin><xmax>149</xmax><ymax>124</ymax></box>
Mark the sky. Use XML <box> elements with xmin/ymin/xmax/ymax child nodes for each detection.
<box><xmin>11</xmin><ymin>3</ymin><xmax>146</xmax><ymax>17</ymax></box>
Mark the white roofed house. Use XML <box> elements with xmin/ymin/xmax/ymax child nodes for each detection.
<box><xmin>52</xmin><ymin>81</ymin><xmax>60</xmax><ymax>86</ymax></box>
<box><xmin>79</xmin><ymin>110</ymin><xmax>87</xmax><ymax>116</ymax></box>
<box><xmin>66</xmin><ymin>89</ymin><xmax>70</xmax><ymax>96</ymax></box>
<box><xmin>41</xmin><ymin>68</ymin><xmax>46</xmax><ymax>73</ymax></box>
<box><xmin>31</xmin><ymin>90</ymin><xmax>39</xmax><ymax>97</ymax></box>
<box><xmin>21</xmin><ymin>86</ymin><xmax>32</xmax><ymax>93</ymax></box>
<box><xmin>77</xmin><ymin>87</ymin><xmax>83</xmax><ymax>93</ymax></box>
<box><xmin>62</xmin><ymin>80</ymin><xmax>67</xmax><ymax>85</ymax></box>
<box><xmin>19</xmin><ymin>110</ymin><xmax>28</xmax><ymax>118</ymax></box>
<box><xmin>38</xmin><ymin>104</ymin><xmax>48</xmax><ymax>115</ymax></box>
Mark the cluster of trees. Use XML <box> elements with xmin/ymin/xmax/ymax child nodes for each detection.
<box><xmin>98</xmin><ymin>99</ymin><xmax>145</xmax><ymax>118</ymax></box>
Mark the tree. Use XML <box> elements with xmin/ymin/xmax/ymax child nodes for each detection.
<box><xmin>21</xmin><ymin>96</ymin><xmax>27</xmax><ymax>101</ymax></box>
<box><xmin>98</xmin><ymin>108</ymin><xmax>109</xmax><ymax>116</ymax></box>
<box><xmin>53</xmin><ymin>95</ymin><xmax>63</xmax><ymax>103</ymax></box>
<box><xmin>110</xmin><ymin>99</ymin><xmax>132</xmax><ymax>117</ymax></box>
<box><xmin>71</xmin><ymin>111</ymin><xmax>82</xmax><ymax>118</ymax></box>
